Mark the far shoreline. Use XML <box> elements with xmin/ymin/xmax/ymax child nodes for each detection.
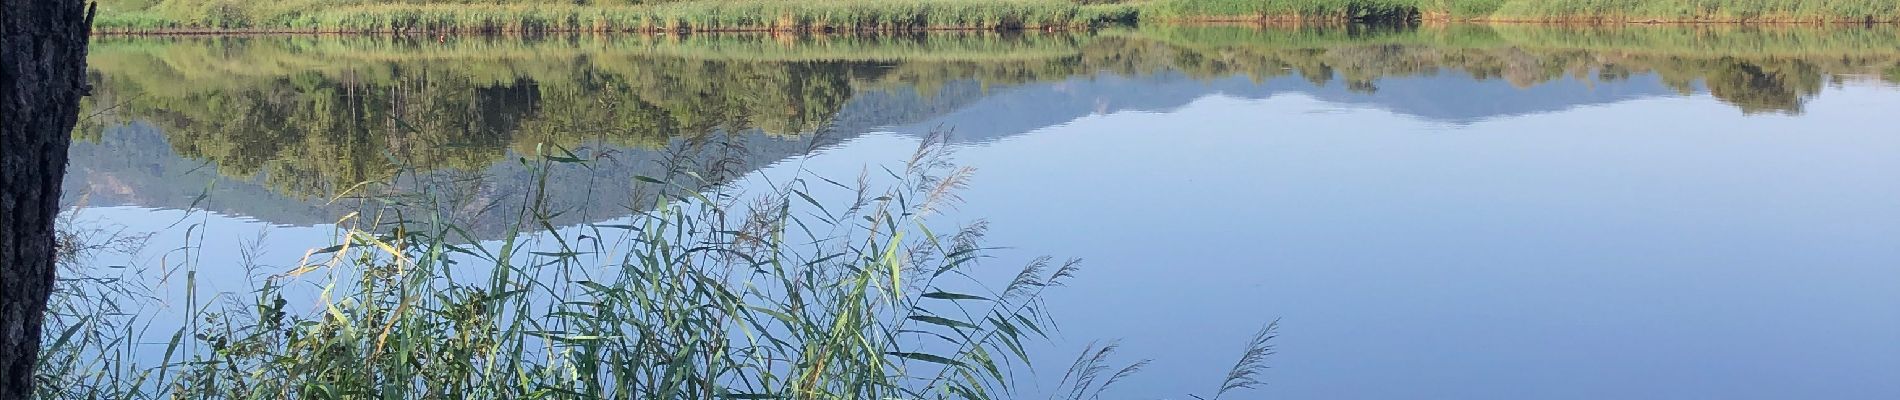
<box><xmin>89</xmin><ymin>0</ymin><xmax>1900</xmax><ymax>36</ymax></box>
<box><xmin>90</xmin><ymin>19</ymin><xmax>1900</xmax><ymax>36</ymax></box>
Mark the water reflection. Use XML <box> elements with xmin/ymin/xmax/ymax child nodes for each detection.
<box><xmin>70</xmin><ymin>25</ymin><xmax>1900</xmax><ymax>231</ymax></box>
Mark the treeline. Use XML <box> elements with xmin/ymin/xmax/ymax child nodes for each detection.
<box><xmin>93</xmin><ymin>0</ymin><xmax>1900</xmax><ymax>33</ymax></box>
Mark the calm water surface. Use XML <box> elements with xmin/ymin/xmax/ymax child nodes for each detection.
<box><xmin>64</xmin><ymin>25</ymin><xmax>1900</xmax><ymax>398</ymax></box>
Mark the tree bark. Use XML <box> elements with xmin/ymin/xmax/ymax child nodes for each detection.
<box><xmin>1</xmin><ymin>0</ymin><xmax>93</xmax><ymax>399</ymax></box>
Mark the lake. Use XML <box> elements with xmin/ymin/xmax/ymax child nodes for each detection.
<box><xmin>61</xmin><ymin>25</ymin><xmax>1900</xmax><ymax>399</ymax></box>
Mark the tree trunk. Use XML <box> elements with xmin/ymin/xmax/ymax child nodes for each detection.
<box><xmin>0</xmin><ymin>0</ymin><xmax>93</xmax><ymax>399</ymax></box>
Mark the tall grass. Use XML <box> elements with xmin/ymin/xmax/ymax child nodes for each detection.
<box><xmin>92</xmin><ymin>10</ymin><xmax>186</xmax><ymax>30</ymax></box>
<box><xmin>1140</xmin><ymin>0</ymin><xmax>1419</xmax><ymax>22</ymax></box>
<box><xmin>38</xmin><ymin>131</ymin><xmax>1278</xmax><ymax>398</ymax></box>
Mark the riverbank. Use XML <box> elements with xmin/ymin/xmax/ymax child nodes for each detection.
<box><xmin>91</xmin><ymin>0</ymin><xmax>1900</xmax><ymax>34</ymax></box>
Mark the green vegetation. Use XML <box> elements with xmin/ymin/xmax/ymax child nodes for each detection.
<box><xmin>91</xmin><ymin>0</ymin><xmax>1900</xmax><ymax>32</ymax></box>
<box><xmin>44</xmin><ymin>130</ymin><xmax>1290</xmax><ymax>398</ymax></box>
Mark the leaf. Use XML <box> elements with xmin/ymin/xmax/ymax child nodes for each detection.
<box><xmin>575</xmin><ymin>280</ymin><xmax>615</xmax><ymax>294</ymax></box>
<box><xmin>310</xmin><ymin>244</ymin><xmax>346</xmax><ymax>255</ymax></box>
<box><xmin>885</xmin><ymin>351</ymin><xmax>965</xmax><ymax>367</ymax></box>
<box><xmin>884</xmin><ymin>231</ymin><xmax>905</xmax><ymax>300</ymax></box>
<box><xmin>972</xmin><ymin>346</ymin><xmax>1007</xmax><ymax>385</ymax></box>
<box><xmin>442</xmin><ymin>244</ymin><xmax>480</xmax><ymax>257</ymax></box>
<box><xmin>909</xmin><ymin>315</ymin><xmax>978</xmax><ymax>330</ymax></box>
<box><xmin>793</xmin><ymin>190</ymin><xmax>832</xmax><ymax>221</ymax></box>
<box><xmin>1014</xmin><ymin>313</ymin><xmax>1046</xmax><ymax>338</ymax></box>
<box><xmin>44</xmin><ymin>318</ymin><xmax>88</xmax><ymax>356</ymax></box>
<box><xmin>748</xmin><ymin>306</ymin><xmax>799</xmax><ymax>326</ymax></box>
<box><xmin>896</xmin><ymin>329</ymin><xmax>961</xmax><ymax>345</ymax></box>
<box><xmin>921</xmin><ymin>291</ymin><xmax>990</xmax><ymax>301</ymax></box>
<box><xmin>555</xmin><ymin>335</ymin><xmax>615</xmax><ymax>342</ymax></box>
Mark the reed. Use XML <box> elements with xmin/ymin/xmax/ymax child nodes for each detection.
<box><xmin>38</xmin><ymin>130</ymin><xmax>1277</xmax><ymax>398</ymax></box>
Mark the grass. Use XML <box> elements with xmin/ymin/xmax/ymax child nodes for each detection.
<box><xmin>39</xmin><ymin>131</ymin><xmax>1281</xmax><ymax>398</ymax></box>
<box><xmin>93</xmin><ymin>10</ymin><xmax>186</xmax><ymax>30</ymax></box>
